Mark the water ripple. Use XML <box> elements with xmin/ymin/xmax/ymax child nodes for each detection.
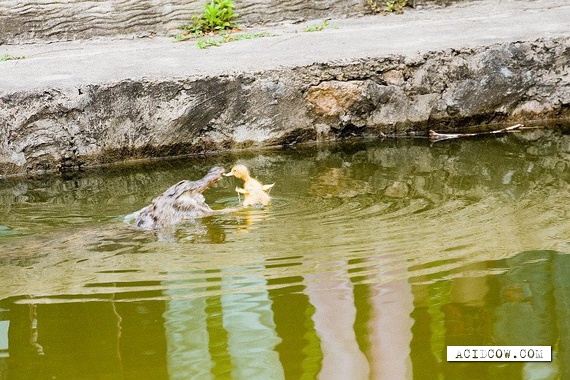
<box><xmin>0</xmin><ymin>131</ymin><xmax>568</xmax><ymax>304</ymax></box>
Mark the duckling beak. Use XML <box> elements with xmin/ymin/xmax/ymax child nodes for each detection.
<box><xmin>224</xmin><ymin>172</ymin><xmax>234</xmax><ymax>177</ymax></box>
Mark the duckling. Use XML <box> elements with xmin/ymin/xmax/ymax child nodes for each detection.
<box><xmin>225</xmin><ymin>164</ymin><xmax>274</xmax><ymax>207</ymax></box>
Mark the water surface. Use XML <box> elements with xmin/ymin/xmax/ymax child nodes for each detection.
<box><xmin>0</xmin><ymin>128</ymin><xmax>569</xmax><ymax>379</ymax></box>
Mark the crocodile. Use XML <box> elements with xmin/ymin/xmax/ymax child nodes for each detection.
<box><xmin>131</xmin><ymin>166</ymin><xmax>226</xmax><ymax>230</ymax></box>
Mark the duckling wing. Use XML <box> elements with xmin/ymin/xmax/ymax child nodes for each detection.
<box><xmin>262</xmin><ymin>183</ymin><xmax>275</xmax><ymax>191</ymax></box>
<box><xmin>235</xmin><ymin>186</ymin><xmax>248</xmax><ymax>194</ymax></box>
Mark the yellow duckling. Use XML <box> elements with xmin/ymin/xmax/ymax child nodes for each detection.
<box><xmin>225</xmin><ymin>164</ymin><xmax>274</xmax><ymax>207</ymax></box>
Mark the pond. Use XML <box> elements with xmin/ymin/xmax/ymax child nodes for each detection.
<box><xmin>0</xmin><ymin>126</ymin><xmax>569</xmax><ymax>379</ymax></box>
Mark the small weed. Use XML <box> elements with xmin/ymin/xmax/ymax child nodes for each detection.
<box><xmin>0</xmin><ymin>54</ymin><xmax>25</xmax><ymax>62</ymax></box>
<box><xmin>303</xmin><ymin>20</ymin><xmax>329</xmax><ymax>32</ymax></box>
<box><xmin>180</xmin><ymin>0</ymin><xmax>238</xmax><ymax>36</ymax></box>
<box><xmin>174</xmin><ymin>29</ymin><xmax>203</xmax><ymax>42</ymax></box>
<box><xmin>386</xmin><ymin>0</ymin><xmax>407</xmax><ymax>13</ymax></box>
<box><xmin>229</xmin><ymin>32</ymin><xmax>274</xmax><ymax>42</ymax></box>
<box><xmin>365</xmin><ymin>0</ymin><xmax>381</xmax><ymax>13</ymax></box>
<box><xmin>196</xmin><ymin>31</ymin><xmax>274</xmax><ymax>49</ymax></box>
<box><xmin>196</xmin><ymin>37</ymin><xmax>224</xmax><ymax>49</ymax></box>
<box><xmin>366</xmin><ymin>0</ymin><xmax>407</xmax><ymax>14</ymax></box>
<box><xmin>175</xmin><ymin>2</ymin><xmax>272</xmax><ymax>49</ymax></box>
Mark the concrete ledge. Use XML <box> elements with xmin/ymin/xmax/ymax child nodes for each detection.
<box><xmin>0</xmin><ymin>0</ymin><xmax>465</xmax><ymax>44</ymax></box>
<box><xmin>0</xmin><ymin>0</ymin><xmax>367</xmax><ymax>44</ymax></box>
<box><xmin>1</xmin><ymin>0</ymin><xmax>570</xmax><ymax>176</ymax></box>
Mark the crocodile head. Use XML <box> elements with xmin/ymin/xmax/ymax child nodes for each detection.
<box><xmin>132</xmin><ymin>166</ymin><xmax>226</xmax><ymax>230</ymax></box>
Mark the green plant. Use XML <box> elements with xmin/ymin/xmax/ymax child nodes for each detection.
<box><xmin>0</xmin><ymin>54</ymin><xmax>25</xmax><ymax>62</ymax></box>
<box><xmin>196</xmin><ymin>31</ymin><xmax>274</xmax><ymax>49</ymax></box>
<box><xmin>385</xmin><ymin>0</ymin><xmax>407</xmax><ymax>13</ymax></box>
<box><xmin>196</xmin><ymin>37</ymin><xmax>224</xmax><ymax>49</ymax></box>
<box><xmin>303</xmin><ymin>20</ymin><xmax>329</xmax><ymax>32</ymax></box>
<box><xmin>366</xmin><ymin>0</ymin><xmax>407</xmax><ymax>14</ymax></box>
<box><xmin>181</xmin><ymin>0</ymin><xmax>238</xmax><ymax>35</ymax></box>
<box><xmin>365</xmin><ymin>0</ymin><xmax>381</xmax><ymax>13</ymax></box>
<box><xmin>174</xmin><ymin>29</ymin><xmax>203</xmax><ymax>42</ymax></box>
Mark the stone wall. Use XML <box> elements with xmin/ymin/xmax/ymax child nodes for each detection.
<box><xmin>1</xmin><ymin>37</ymin><xmax>569</xmax><ymax>176</ymax></box>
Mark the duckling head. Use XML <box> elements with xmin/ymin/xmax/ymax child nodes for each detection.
<box><xmin>224</xmin><ymin>164</ymin><xmax>250</xmax><ymax>180</ymax></box>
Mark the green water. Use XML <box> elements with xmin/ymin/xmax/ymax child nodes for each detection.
<box><xmin>0</xmin><ymin>128</ymin><xmax>569</xmax><ymax>379</ymax></box>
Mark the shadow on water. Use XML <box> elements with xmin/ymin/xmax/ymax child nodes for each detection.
<box><xmin>0</xmin><ymin>126</ymin><xmax>569</xmax><ymax>379</ymax></box>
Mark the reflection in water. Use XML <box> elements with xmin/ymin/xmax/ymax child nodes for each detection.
<box><xmin>304</xmin><ymin>263</ymin><xmax>369</xmax><ymax>379</ymax></box>
<box><xmin>368</xmin><ymin>275</ymin><xmax>414</xmax><ymax>379</ymax></box>
<box><xmin>1</xmin><ymin>294</ymin><xmax>169</xmax><ymax>379</ymax></box>
<box><xmin>164</xmin><ymin>289</ymin><xmax>212</xmax><ymax>379</ymax></box>
<box><xmin>0</xmin><ymin>127</ymin><xmax>569</xmax><ymax>378</ymax></box>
